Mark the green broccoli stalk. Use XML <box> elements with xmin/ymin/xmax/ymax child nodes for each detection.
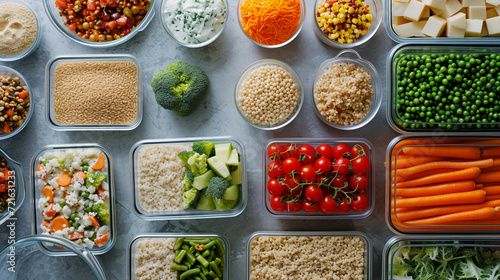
<box><xmin>178</xmin><ymin>150</ymin><xmax>196</xmax><ymax>165</ymax></box>
<box><xmin>182</xmin><ymin>188</ymin><xmax>200</xmax><ymax>209</ymax></box>
<box><xmin>192</xmin><ymin>141</ymin><xmax>215</xmax><ymax>157</ymax></box>
<box><xmin>187</xmin><ymin>153</ymin><xmax>208</xmax><ymax>176</ymax></box>
<box><xmin>205</xmin><ymin>177</ymin><xmax>229</xmax><ymax>199</ymax></box>
<box><xmin>91</xmin><ymin>203</ymin><xmax>110</xmax><ymax>225</ymax></box>
<box><xmin>183</xmin><ymin>170</ymin><xmax>194</xmax><ymax>191</ymax></box>
<box><xmin>151</xmin><ymin>61</ymin><xmax>209</xmax><ymax>116</ymax></box>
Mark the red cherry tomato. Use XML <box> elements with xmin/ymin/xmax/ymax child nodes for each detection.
<box><xmin>267</xmin><ymin>161</ymin><xmax>283</xmax><ymax>178</ymax></box>
<box><xmin>297</xmin><ymin>144</ymin><xmax>317</xmax><ymax>164</ymax></box>
<box><xmin>351</xmin><ymin>156</ymin><xmax>370</xmax><ymax>174</ymax></box>
<box><xmin>300</xmin><ymin>165</ymin><xmax>316</xmax><ymax>183</ymax></box>
<box><xmin>286</xmin><ymin>201</ymin><xmax>302</xmax><ymax>212</ymax></box>
<box><xmin>332</xmin><ymin>175</ymin><xmax>348</xmax><ymax>189</ymax></box>
<box><xmin>350</xmin><ymin>144</ymin><xmax>363</xmax><ymax>158</ymax></box>
<box><xmin>282</xmin><ymin>175</ymin><xmax>301</xmax><ymax>197</ymax></box>
<box><xmin>337</xmin><ymin>198</ymin><xmax>352</xmax><ymax>213</ymax></box>
<box><xmin>333</xmin><ymin>158</ymin><xmax>350</xmax><ymax>175</ymax></box>
<box><xmin>348</xmin><ymin>174</ymin><xmax>369</xmax><ymax>192</ymax></box>
<box><xmin>314</xmin><ymin>157</ymin><xmax>332</xmax><ymax>173</ymax></box>
<box><xmin>302</xmin><ymin>200</ymin><xmax>320</xmax><ymax>212</ymax></box>
<box><xmin>270</xmin><ymin>195</ymin><xmax>285</xmax><ymax>212</ymax></box>
<box><xmin>320</xmin><ymin>195</ymin><xmax>338</xmax><ymax>214</ymax></box>
<box><xmin>282</xmin><ymin>158</ymin><xmax>301</xmax><ymax>174</ymax></box>
<box><xmin>333</xmin><ymin>143</ymin><xmax>350</xmax><ymax>160</ymax></box>
<box><xmin>268</xmin><ymin>178</ymin><xmax>285</xmax><ymax>196</ymax></box>
<box><xmin>352</xmin><ymin>194</ymin><xmax>369</xmax><ymax>212</ymax></box>
<box><xmin>305</xmin><ymin>185</ymin><xmax>323</xmax><ymax>202</ymax></box>
<box><xmin>267</xmin><ymin>144</ymin><xmax>280</xmax><ymax>159</ymax></box>
<box><xmin>279</xmin><ymin>143</ymin><xmax>297</xmax><ymax>159</ymax></box>
<box><xmin>316</xmin><ymin>144</ymin><xmax>333</xmax><ymax>160</ymax></box>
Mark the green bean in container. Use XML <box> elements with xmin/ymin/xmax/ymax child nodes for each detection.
<box><xmin>170</xmin><ymin>237</ymin><xmax>225</xmax><ymax>279</ymax></box>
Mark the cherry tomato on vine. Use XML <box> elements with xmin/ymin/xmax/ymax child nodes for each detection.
<box><xmin>320</xmin><ymin>195</ymin><xmax>337</xmax><ymax>214</ymax></box>
<box><xmin>348</xmin><ymin>174</ymin><xmax>369</xmax><ymax>192</ymax></box>
<box><xmin>302</xmin><ymin>200</ymin><xmax>320</xmax><ymax>212</ymax></box>
<box><xmin>333</xmin><ymin>158</ymin><xmax>350</xmax><ymax>175</ymax></box>
<box><xmin>352</xmin><ymin>194</ymin><xmax>369</xmax><ymax>212</ymax></box>
<box><xmin>267</xmin><ymin>178</ymin><xmax>285</xmax><ymax>196</ymax></box>
<box><xmin>267</xmin><ymin>144</ymin><xmax>280</xmax><ymax>159</ymax></box>
<box><xmin>297</xmin><ymin>144</ymin><xmax>317</xmax><ymax>164</ymax></box>
<box><xmin>279</xmin><ymin>143</ymin><xmax>297</xmax><ymax>159</ymax></box>
<box><xmin>286</xmin><ymin>201</ymin><xmax>302</xmax><ymax>212</ymax></box>
<box><xmin>282</xmin><ymin>175</ymin><xmax>301</xmax><ymax>196</ymax></box>
<box><xmin>267</xmin><ymin>160</ymin><xmax>283</xmax><ymax>178</ymax></box>
<box><xmin>316</xmin><ymin>144</ymin><xmax>333</xmax><ymax>160</ymax></box>
<box><xmin>332</xmin><ymin>175</ymin><xmax>348</xmax><ymax>189</ymax></box>
<box><xmin>305</xmin><ymin>185</ymin><xmax>323</xmax><ymax>202</ymax></box>
<box><xmin>350</xmin><ymin>145</ymin><xmax>363</xmax><ymax>158</ymax></box>
<box><xmin>337</xmin><ymin>198</ymin><xmax>352</xmax><ymax>213</ymax></box>
<box><xmin>351</xmin><ymin>156</ymin><xmax>370</xmax><ymax>174</ymax></box>
<box><xmin>333</xmin><ymin>143</ymin><xmax>350</xmax><ymax>160</ymax></box>
<box><xmin>314</xmin><ymin>157</ymin><xmax>332</xmax><ymax>173</ymax></box>
<box><xmin>270</xmin><ymin>195</ymin><xmax>285</xmax><ymax>212</ymax></box>
<box><xmin>300</xmin><ymin>165</ymin><xmax>316</xmax><ymax>183</ymax></box>
<box><xmin>282</xmin><ymin>158</ymin><xmax>301</xmax><ymax>174</ymax></box>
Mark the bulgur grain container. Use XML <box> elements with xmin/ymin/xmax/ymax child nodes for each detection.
<box><xmin>0</xmin><ymin>0</ymin><xmax>42</xmax><ymax>62</ymax></box>
<box><xmin>0</xmin><ymin>235</ymin><xmax>107</xmax><ymax>279</ymax></box>
<box><xmin>130</xmin><ymin>136</ymin><xmax>247</xmax><ymax>220</ymax></box>
<box><xmin>383</xmin><ymin>236</ymin><xmax>500</xmax><ymax>280</ymax></box>
<box><xmin>246</xmin><ymin>231</ymin><xmax>372</xmax><ymax>280</ymax></box>
<box><xmin>386</xmin><ymin>135</ymin><xmax>500</xmax><ymax>234</ymax></box>
<box><xmin>128</xmin><ymin>233</ymin><xmax>230</xmax><ymax>280</ymax></box>
<box><xmin>0</xmin><ymin>148</ymin><xmax>25</xmax><ymax>227</ymax></box>
<box><xmin>45</xmin><ymin>54</ymin><xmax>142</xmax><ymax>131</ymax></box>
<box><xmin>43</xmin><ymin>0</ymin><xmax>155</xmax><ymax>48</ymax></box>
<box><xmin>388</xmin><ymin>44</ymin><xmax>500</xmax><ymax>134</ymax></box>
<box><xmin>0</xmin><ymin>65</ymin><xmax>34</xmax><ymax>140</ymax></box>
<box><xmin>313</xmin><ymin>0</ymin><xmax>382</xmax><ymax>48</ymax></box>
<box><xmin>263</xmin><ymin>138</ymin><xmax>375</xmax><ymax>219</ymax></box>
<box><xmin>235</xmin><ymin>59</ymin><xmax>304</xmax><ymax>130</ymax></box>
<box><xmin>30</xmin><ymin>144</ymin><xmax>116</xmax><ymax>256</ymax></box>
<box><xmin>313</xmin><ymin>50</ymin><xmax>382</xmax><ymax>130</ymax></box>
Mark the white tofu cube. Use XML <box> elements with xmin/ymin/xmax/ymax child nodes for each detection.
<box><xmin>486</xmin><ymin>16</ymin><xmax>500</xmax><ymax>34</ymax></box>
<box><xmin>448</xmin><ymin>12</ymin><xmax>467</xmax><ymax>28</ymax></box>
<box><xmin>393</xmin><ymin>16</ymin><xmax>412</xmax><ymax>25</ymax></box>
<box><xmin>393</xmin><ymin>2</ymin><xmax>409</xmax><ymax>16</ymax></box>
<box><xmin>486</xmin><ymin>0</ymin><xmax>500</xmax><ymax>5</ymax></box>
<box><xmin>463</xmin><ymin>0</ymin><xmax>485</xmax><ymax>6</ymax></box>
<box><xmin>495</xmin><ymin>5</ymin><xmax>500</xmax><ymax>16</ymax></box>
<box><xmin>442</xmin><ymin>0</ymin><xmax>463</xmax><ymax>18</ymax></box>
<box><xmin>465</xmin><ymin>19</ymin><xmax>484</xmax><ymax>36</ymax></box>
<box><xmin>422</xmin><ymin>6</ymin><xmax>431</xmax><ymax>17</ymax></box>
<box><xmin>447</xmin><ymin>23</ymin><xmax>466</xmax><ymax>36</ymax></box>
<box><xmin>393</xmin><ymin>21</ymin><xmax>426</xmax><ymax>37</ymax></box>
<box><xmin>422</xmin><ymin>15</ymin><xmax>447</xmax><ymax>36</ymax></box>
<box><xmin>431</xmin><ymin>7</ymin><xmax>445</xmax><ymax>15</ymax></box>
<box><xmin>486</xmin><ymin>8</ymin><xmax>499</xmax><ymax>17</ymax></box>
<box><xmin>469</xmin><ymin>6</ymin><xmax>487</xmax><ymax>19</ymax></box>
<box><xmin>404</xmin><ymin>0</ymin><xmax>428</xmax><ymax>21</ymax></box>
<box><xmin>427</xmin><ymin>0</ymin><xmax>447</xmax><ymax>9</ymax></box>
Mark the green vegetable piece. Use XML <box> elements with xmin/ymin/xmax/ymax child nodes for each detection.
<box><xmin>178</xmin><ymin>151</ymin><xmax>196</xmax><ymax>165</ymax></box>
<box><xmin>208</xmin><ymin>271</ymin><xmax>217</xmax><ymax>279</ymax></box>
<box><xmin>174</xmin><ymin>238</ymin><xmax>185</xmax><ymax>250</ymax></box>
<box><xmin>92</xmin><ymin>203</ymin><xmax>110</xmax><ymax>225</ymax></box>
<box><xmin>175</xmin><ymin>249</ymin><xmax>187</xmax><ymax>264</ymax></box>
<box><xmin>196</xmin><ymin>255</ymin><xmax>210</xmax><ymax>267</ymax></box>
<box><xmin>223</xmin><ymin>185</ymin><xmax>239</xmax><ymax>201</ymax></box>
<box><xmin>85</xmin><ymin>171</ymin><xmax>107</xmax><ymax>189</ymax></box>
<box><xmin>226</xmin><ymin>148</ymin><xmax>239</xmax><ymax>166</ymax></box>
<box><xmin>186</xmin><ymin>252</ymin><xmax>197</xmax><ymax>265</ymax></box>
<box><xmin>187</xmin><ymin>153</ymin><xmax>208</xmax><ymax>176</ymax></box>
<box><xmin>183</xmin><ymin>170</ymin><xmax>195</xmax><ymax>191</ymax></box>
<box><xmin>192</xmin><ymin>141</ymin><xmax>215</xmax><ymax>157</ymax></box>
<box><xmin>196</xmin><ymin>190</ymin><xmax>216</xmax><ymax>211</ymax></box>
<box><xmin>203</xmin><ymin>240</ymin><xmax>216</xmax><ymax>251</ymax></box>
<box><xmin>58</xmin><ymin>201</ymin><xmax>66</xmax><ymax>208</ymax></box>
<box><xmin>214</xmin><ymin>239</ymin><xmax>225</xmax><ymax>257</ymax></box>
<box><xmin>229</xmin><ymin>164</ymin><xmax>242</xmax><ymax>185</ymax></box>
<box><xmin>210</xmin><ymin>261</ymin><xmax>222</xmax><ymax>278</ymax></box>
<box><xmin>184</xmin><ymin>238</ymin><xmax>210</xmax><ymax>244</ymax></box>
<box><xmin>188</xmin><ymin>245</ymin><xmax>196</xmax><ymax>255</ymax></box>
<box><xmin>206</xmin><ymin>177</ymin><xmax>229</xmax><ymax>199</ymax></box>
<box><xmin>201</xmin><ymin>249</ymin><xmax>211</xmax><ymax>257</ymax></box>
<box><xmin>214</xmin><ymin>142</ymin><xmax>232</xmax><ymax>163</ymax></box>
<box><xmin>57</xmin><ymin>153</ymin><xmax>73</xmax><ymax>169</ymax></box>
<box><xmin>207</xmin><ymin>156</ymin><xmax>230</xmax><ymax>178</ymax></box>
<box><xmin>213</xmin><ymin>197</ymin><xmax>238</xmax><ymax>212</ymax></box>
<box><xmin>170</xmin><ymin>264</ymin><xmax>188</xmax><ymax>271</ymax></box>
<box><xmin>199</xmin><ymin>274</ymin><xmax>208</xmax><ymax>280</ymax></box>
<box><xmin>183</xmin><ymin>188</ymin><xmax>200</xmax><ymax>209</ymax></box>
<box><xmin>192</xmin><ymin>170</ymin><xmax>215</xmax><ymax>190</ymax></box>
<box><xmin>180</xmin><ymin>268</ymin><xmax>201</xmax><ymax>280</ymax></box>
<box><xmin>151</xmin><ymin>61</ymin><xmax>209</xmax><ymax>117</ymax></box>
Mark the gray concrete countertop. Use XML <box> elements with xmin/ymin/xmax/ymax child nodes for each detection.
<box><xmin>0</xmin><ymin>0</ymin><xmax>400</xmax><ymax>278</ymax></box>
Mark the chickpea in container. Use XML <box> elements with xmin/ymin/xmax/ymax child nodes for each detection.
<box><xmin>0</xmin><ymin>76</ymin><xmax>30</xmax><ymax>134</ymax></box>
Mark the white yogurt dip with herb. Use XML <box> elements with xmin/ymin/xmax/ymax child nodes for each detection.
<box><xmin>163</xmin><ymin>0</ymin><xmax>226</xmax><ymax>45</ymax></box>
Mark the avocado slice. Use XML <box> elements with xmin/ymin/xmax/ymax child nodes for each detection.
<box><xmin>207</xmin><ymin>156</ymin><xmax>230</xmax><ymax>178</ymax></box>
<box><xmin>223</xmin><ymin>185</ymin><xmax>239</xmax><ymax>201</ymax></box>
<box><xmin>226</xmin><ymin>148</ymin><xmax>239</xmax><ymax>166</ymax></box>
<box><xmin>192</xmin><ymin>170</ymin><xmax>215</xmax><ymax>190</ymax></box>
<box><xmin>215</xmin><ymin>142</ymin><xmax>232</xmax><ymax>163</ymax></box>
<box><xmin>196</xmin><ymin>191</ymin><xmax>216</xmax><ymax>211</ymax></box>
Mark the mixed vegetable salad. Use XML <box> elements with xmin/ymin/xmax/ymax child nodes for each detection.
<box><xmin>36</xmin><ymin>148</ymin><xmax>111</xmax><ymax>248</ymax></box>
<box><xmin>0</xmin><ymin>156</ymin><xmax>13</xmax><ymax>216</ymax></box>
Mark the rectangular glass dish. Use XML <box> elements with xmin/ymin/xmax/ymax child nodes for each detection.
<box><xmin>386</xmin><ymin>135</ymin><xmax>500</xmax><ymax>234</ymax></box>
<box><xmin>387</xmin><ymin>44</ymin><xmax>500</xmax><ymax>134</ymax></box>
<box><xmin>263</xmin><ymin>138</ymin><xmax>374</xmax><ymax>219</ymax></box>
<box><xmin>246</xmin><ymin>231</ymin><xmax>371</xmax><ymax>280</ymax></box>
<box><xmin>130</xmin><ymin>136</ymin><xmax>247</xmax><ymax>220</ymax></box>
<box><xmin>45</xmin><ymin>54</ymin><xmax>143</xmax><ymax>131</ymax></box>
<box><xmin>29</xmin><ymin>144</ymin><xmax>115</xmax><ymax>256</ymax></box>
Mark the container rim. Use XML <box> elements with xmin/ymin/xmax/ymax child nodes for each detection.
<box><xmin>0</xmin><ymin>148</ymin><xmax>25</xmax><ymax>227</ymax></box>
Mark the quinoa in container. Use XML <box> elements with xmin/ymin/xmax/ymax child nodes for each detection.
<box><xmin>235</xmin><ymin>59</ymin><xmax>303</xmax><ymax>130</ymax></box>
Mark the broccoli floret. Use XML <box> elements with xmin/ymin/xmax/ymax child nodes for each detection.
<box><xmin>86</xmin><ymin>171</ymin><xmax>107</xmax><ymax>189</ymax></box>
<box><xmin>182</xmin><ymin>188</ymin><xmax>200</xmax><ymax>209</ymax></box>
<box><xmin>91</xmin><ymin>203</ymin><xmax>110</xmax><ymax>225</ymax></box>
<box><xmin>187</xmin><ymin>153</ymin><xmax>208</xmax><ymax>176</ymax></box>
<box><xmin>192</xmin><ymin>141</ymin><xmax>215</xmax><ymax>157</ymax></box>
<box><xmin>480</xmin><ymin>263</ymin><xmax>500</xmax><ymax>280</ymax></box>
<box><xmin>183</xmin><ymin>170</ymin><xmax>194</xmax><ymax>191</ymax></box>
<box><xmin>178</xmin><ymin>150</ymin><xmax>196</xmax><ymax>165</ymax></box>
<box><xmin>393</xmin><ymin>263</ymin><xmax>413</xmax><ymax>278</ymax></box>
<box><xmin>456</xmin><ymin>257</ymin><xmax>484</xmax><ymax>279</ymax></box>
<box><xmin>205</xmin><ymin>177</ymin><xmax>229</xmax><ymax>199</ymax></box>
<box><xmin>151</xmin><ymin>61</ymin><xmax>209</xmax><ymax>116</ymax></box>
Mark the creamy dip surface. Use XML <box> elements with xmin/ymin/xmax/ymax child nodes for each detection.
<box><xmin>0</xmin><ymin>3</ymin><xmax>38</xmax><ymax>57</ymax></box>
<box><xmin>163</xmin><ymin>0</ymin><xmax>226</xmax><ymax>45</ymax></box>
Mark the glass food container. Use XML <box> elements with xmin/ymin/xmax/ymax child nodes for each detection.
<box><xmin>30</xmin><ymin>144</ymin><xmax>116</xmax><ymax>255</ymax></box>
<box><xmin>263</xmin><ymin>138</ymin><xmax>374</xmax><ymax>219</ymax></box>
<box><xmin>0</xmin><ymin>148</ymin><xmax>25</xmax><ymax>227</ymax></box>
<box><xmin>130</xmin><ymin>136</ymin><xmax>247</xmax><ymax>220</ymax></box>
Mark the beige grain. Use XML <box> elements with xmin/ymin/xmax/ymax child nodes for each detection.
<box><xmin>0</xmin><ymin>3</ymin><xmax>37</xmax><ymax>57</ymax></box>
<box><xmin>134</xmin><ymin>238</ymin><xmax>178</xmax><ymax>280</ymax></box>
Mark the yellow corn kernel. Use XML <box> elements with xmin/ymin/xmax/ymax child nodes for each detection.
<box><xmin>333</xmin><ymin>18</ymin><xmax>340</xmax><ymax>25</ymax></box>
<box><xmin>351</xmin><ymin>24</ymin><xmax>356</xmax><ymax>29</ymax></box>
<box><xmin>333</xmin><ymin>33</ymin><xmax>340</xmax><ymax>39</ymax></box>
<box><xmin>366</xmin><ymin>22</ymin><xmax>371</xmax><ymax>28</ymax></box>
<box><xmin>347</xmin><ymin>38</ymin><xmax>353</xmax><ymax>44</ymax></box>
<box><xmin>327</xmin><ymin>19</ymin><xmax>334</xmax><ymax>24</ymax></box>
<box><xmin>354</xmin><ymin>28</ymin><xmax>359</xmax><ymax>33</ymax></box>
<box><xmin>345</xmin><ymin>23</ymin><xmax>350</xmax><ymax>29</ymax></box>
<box><xmin>366</xmin><ymin>14</ymin><xmax>373</xmax><ymax>21</ymax></box>
<box><xmin>349</xmin><ymin>34</ymin><xmax>355</xmax><ymax>38</ymax></box>
<box><xmin>339</xmin><ymin>7</ymin><xmax>345</xmax><ymax>13</ymax></box>
<box><xmin>338</xmin><ymin>38</ymin><xmax>345</xmax><ymax>43</ymax></box>
<box><xmin>321</xmin><ymin>18</ymin><xmax>327</xmax><ymax>24</ymax></box>
<box><xmin>340</xmin><ymin>18</ymin><xmax>346</xmax><ymax>23</ymax></box>
<box><xmin>339</xmin><ymin>13</ymin><xmax>345</xmax><ymax>19</ymax></box>
<box><xmin>352</xmin><ymin>18</ymin><xmax>358</xmax><ymax>24</ymax></box>
<box><xmin>347</xmin><ymin>18</ymin><xmax>351</xmax><ymax>23</ymax></box>
<box><xmin>332</xmin><ymin>5</ymin><xmax>339</xmax><ymax>12</ymax></box>
<box><xmin>318</xmin><ymin>8</ymin><xmax>326</xmax><ymax>13</ymax></box>
<box><xmin>348</xmin><ymin>7</ymin><xmax>354</xmax><ymax>13</ymax></box>
<box><xmin>361</xmin><ymin>15</ymin><xmax>366</xmax><ymax>21</ymax></box>
<box><xmin>361</xmin><ymin>30</ymin><xmax>367</xmax><ymax>35</ymax></box>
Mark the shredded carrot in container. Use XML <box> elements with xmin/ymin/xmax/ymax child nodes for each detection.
<box><xmin>240</xmin><ymin>0</ymin><xmax>302</xmax><ymax>46</ymax></box>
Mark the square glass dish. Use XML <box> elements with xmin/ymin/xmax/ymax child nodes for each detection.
<box><xmin>30</xmin><ymin>144</ymin><xmax>115</xmax><ymax>256</ymax></box>
<box><xmin>45</xmin><ymin>54</ymin><xmax>143</xmax><ymax>131</ymax></box>
<box><xmin>386</xmin><ymin>135</ymin><xmax>500</xmax><ymax>234</ymax></box>
<box><xmin>246</xmin><ymin>231</ymin><xmax>371</xmax><ymax>280</ymax></box>
<box><xmin>129</xmin><ymin>233</ymin><xmax>229</xmax><ymax>280</ymax></box>
<box><xmin>383</xmin><ymin>236</ymin><xmax>500</xmax><ymax>280</ymax></box>
<box><xmin>130</xmin><ymin>136</ymin><xmax>247</xmax><ymax>220</ymax></box>
<box><xmin>387</xmin><ymin>44</ymin><xmax>500</xmax><ymax>134</ymax></box>
<box><xmin>263</xmin><ymin>138</ymin><xmax>374</xmax><ymax>219</ymax></box>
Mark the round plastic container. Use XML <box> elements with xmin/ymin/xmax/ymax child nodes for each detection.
<box><xmin>0</xmin><ymin>235</ymin><xmax>106</xmax><ymax>279</ymax></box>
<box><xmin>43</xmin><ymin>0</ymin><xmax>156</xmax><ymax>48</ymax></box>
<box><xmin>313</xmin><ymin>49</ymin><xmax>381</xmax><ymax>130</ymax></box>
<box><xmin>313</xmin><ymin>0</ymin><xmax>381</xmax><ymax>48</ymax></box>
<box><xmin>235</xmin><ymin>59</ymin><xmax>304</xmax><ymax>130</ymax></box>
<box><xmin>0</xmin><ymin>148</ymin><xmax>25</xmax><ymax>227</ymax></box>
<box><xmin>237</xmin><ymin>0</ymin><xmax>306</xmax><ymax>48</ymax></box>
<box><xmin>0</xmin><ymin>65</ymin><xmax>34</xmax><ymax>140</ymax></box>
<box><xmin>0</xmin><ymin>0</ymin><xmax>42</xmax><ymax>62</ymax></box>
<box><xmin>160</xmin><ymin>0</ymin><xmax>228</xmax><ymax>48</ymax></box>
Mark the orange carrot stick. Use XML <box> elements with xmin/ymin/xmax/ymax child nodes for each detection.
<box><xmin>395</xmin><ymin>189</ymin><xmax>486</xmax><ymax>208</ymax></box>
<box><xmin>481</xmin><ymin>147</ymin><xmax>500</xmax><ymax>158</ymax></box>
<box><xmin>88</xmin><ymin>215</ymin><xmax>100</xmax><ymax>228</ymax></box>
<box><xmin>56</xmin><ymin>171</ymin><xmax>72</xmax><ymax>187</ymax></box>
<box><xmin>395</xmin><ymin>167</ymin><xmax>482</xmax><ymax>188</ymax></box>
<box><xmin>402</xmin><ymin>146</ymin><xmax>481</xmax><ymax>160</ymax></box>
<box><xmin>476</xmin><ymin>171</ymin><xmax>500</xmax><ymax>183</ymax></box>
<box><xmin>404</xmin><ymin>207</ymin><xmax>497</xmax><ymax>225</ymax></box>
<box><xmin>482</xmin><ymin>185</ymin><xmax>500</xmax><ymax>195</ymax></box>
<box><xmin>92</xmin><ymin>153</ymin><xmax>106</xmax><ymax>170</ymax></box>
<box><xmin>51</xmin><ymin>216</ymin><xmax>70</xmax><ymax>231</ymax></box>
<box><xmin>391</xmin><ymin>156</ymin><xmax>446</xmax><ymax>170</ymax></box>
<box><xmin>394</xmin><ymin>181</ymin><xmax>476</xmax><ymax>198</ymax></box>
<box><xmin>487</xmin><ymin>195</ymin><xmax>500</xmax><ymax>201</ymax></box>
<box><xmin>395</xmin><ymin>168</ymin><xmax>458</xmax><ymax>182</ymax></box>
<box><xmin>396</xmin><ymin>159</ymin><xmax>494</xmax><ymax>178</ymax></box>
